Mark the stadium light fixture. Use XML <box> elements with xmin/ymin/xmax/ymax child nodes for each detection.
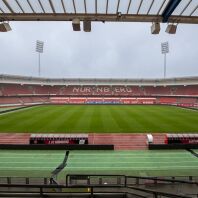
<box><xmin>151</xmin><ymin>22</ymin><xmax>160</xmax><ymax>34</ymax></box>
<box><xmin>0</xmin><ymin>22</ymin><xmax>11</xmax><ymax>32</ymax></box>
<box><xmin>161</xmin><ymin>42</ymin><xmax>169</xmax><ymax>78</ymax></box>
<box><xmin>166</xmin><ymin>24</ymin><xmax>177</xmax><ymax>34</ymax></box>
<box><xmin>83</xmin><ymin>21</ymin><xmax>91</xmax><ymax>32</ymax></box>
<box><xmin>117</xmin><ymin>12</ymin><xmax>122</xmax><ymax>18</ymax></box>
<box><xmin>36</xmin><ymin>40</ymin><xmax>44</xmax><ymax>77</ymax></box>
<box><xmin>72</xmin><ymin>18</ymin><xmax>81</xmax><ymax>31</ymax></box>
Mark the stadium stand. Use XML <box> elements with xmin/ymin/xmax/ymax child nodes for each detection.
<box><xmin>2</xmin><ymin>84</ymin><xmax>198</xmax><ymax>96</ymax></box>
<box><xmin>0</xmin><ymin>75</ymin><xmax>197</xmax><ymax>107</ymax></box>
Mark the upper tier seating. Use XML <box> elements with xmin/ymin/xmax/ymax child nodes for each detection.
<box><xmin>0</xmin><ymin>84</ymin><xmax>198</xmax><ymax>96</ymax></box>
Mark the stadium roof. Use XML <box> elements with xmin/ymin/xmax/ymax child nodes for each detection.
<box><xmin>0</xmin><ymin>74</ymin><xmax>198</xmax><ymax>86</ymax></box>
<box><xmin>0</xmin><ymin>0</ymin><xmax>198</xmax><ymax>23</ymax></box>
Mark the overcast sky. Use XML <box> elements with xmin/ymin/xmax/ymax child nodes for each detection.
<box><xmin>0</xmin><ymin>21</ymin><xmax>198</xmax><ymax>79</ymax></box>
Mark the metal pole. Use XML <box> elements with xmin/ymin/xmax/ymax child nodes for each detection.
<box><xmin>39</xmin><ymin>53</ymin><xmax>40</xmax><ymax>77</ymax></box>
<box><xmin>164</xmin><ymin>53</ymin><xmax>166</xmax><ymax>78</ymax></box>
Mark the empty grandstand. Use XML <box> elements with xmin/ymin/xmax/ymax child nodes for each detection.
<box><xmin>1</xmin><ymin>0</ymin><xmax>198</xmax><ymax>196</ymax></box>
<box><xmin>0</xmin><ymin>75</ymin><xmax>197</xmax><ymax>108</ymax></box>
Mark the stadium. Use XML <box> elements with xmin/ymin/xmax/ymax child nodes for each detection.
<box><xmin>0</xmin><ymin>0</ymin><xmax>198</xmax><ymax>197</ymax></box>
<box><xmin>0</xmin><ymin>74</ymin><xmax>198</xmax><ymax>135</ymax></box>
<box><xmin>0</xmin><ymin>74</ymin><xmax>198</xmax><ymax>197</ymax></box>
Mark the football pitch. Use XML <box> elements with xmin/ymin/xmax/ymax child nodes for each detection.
<box><xmin>0</xmin><ymin>105</ymin><xmax>197</xmax><ymax>133</ymax></box>
<box><xmin>0</xmin><ymin>150</ymin><xmax>198</xmax><ymax>180</ymax></box>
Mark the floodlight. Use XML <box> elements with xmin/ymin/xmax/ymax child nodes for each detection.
<box><xmin>36</xmin><ymin>40</ymin><xmax>44</xmax><ymax>53</ymax></box>
<box><xmin>161</xmin><ymin>42</ymin><xmax>169</xmax><ymax>54</ymax></box>
<box><xmin>165</xmin><ymin>24</ymin><xmax>177</xmax><ymax>34</ymax></box>
<box><xmin>117</xmin><ymin>12</ymin><xmax>122</xmax><ymax>18</ymax></box>
<box><xmin>151</xmin><ymin>22</ymin><xmax>160</xmax><ymax>34</ymax></box>
<box><xmin>83</xmin><ymin>21</ymin><xmax>91</xmax><ymax>32</ymax></box>
<box><xmin>72</xmin><ymin>18</ymin><xmax>81</xmax><ymax>31</ymax></box>
<box><xmin>161</xmin><ymin>42</ymin><xmax>169</xmax><ymax>78</ymax></box>
<box><xmin>0</xmin><ymin>22</ymin><xmax>11</xmax><ymax>32</ymax></box>
<box><xmin>35</xmin><ymin>40</ymin><xmax>44</xmax><ymax>77</ymax></box>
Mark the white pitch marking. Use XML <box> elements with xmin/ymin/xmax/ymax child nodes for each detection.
<box><xmin>0</xmin><ymin>106</ymin><xmax>36</xmax><ymax>115</ymax></box>
<box><xmin>177</xmin><ymin>106</ymin><xmax>198</xmax><ymax>112</ymax></box>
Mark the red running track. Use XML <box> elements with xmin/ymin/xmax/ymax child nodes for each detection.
<box><xmin>0</xmin><ymin>133</ymin><xmax>165</xmax><ymax>150</ymax></box>
<box><xmin>89</xmin><ymin>133</ymin><xmax>166</xmax><ymax>150</ymax></box>
<box><xmin>0</xmin><ymin>133</ymin><xmax>30</xmax><ymax>144</ymax></box>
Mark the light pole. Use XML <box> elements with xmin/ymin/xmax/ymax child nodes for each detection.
<box><xmin>36</xmin><ymin>40</ymin><xmax>44</xmax><ymax>77</ymax></box>
<box><xmin>161</xmin><ymin>42</ymin><xmax>169</xmax><ymax>78</ymax></box>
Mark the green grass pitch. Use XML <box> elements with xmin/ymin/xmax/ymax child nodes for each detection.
<box><xmin>0</xmin><ymin>105</ymin><xmax>197</xmax><ymax>133</ymax></box>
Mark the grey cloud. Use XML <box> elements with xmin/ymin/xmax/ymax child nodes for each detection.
<box><xmin>0</xmin><ymin>21</ymin><xmax>198</xmax><ymax>78</ymax></box>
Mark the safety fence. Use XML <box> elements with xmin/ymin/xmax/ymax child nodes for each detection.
<box><xmin>0</xmin><ymin>174</ymin><xmax>197</xmax><ymax>198</ymax></box>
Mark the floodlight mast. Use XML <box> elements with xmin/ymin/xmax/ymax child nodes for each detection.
<box><xmin>161</xmin><ymin>42</ymin><xmax>169</xmax><ymax>78</ymax></box>
<box><xmin>36</xmin><ymin>40</ymin><xmax>44</xmax><ymax>77</ymax></box>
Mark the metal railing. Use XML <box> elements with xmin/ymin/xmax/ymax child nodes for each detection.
<box><xmin>0</xmin><ymin>174</ymin><xmax>197</xmax><ymax>198</ymax></box>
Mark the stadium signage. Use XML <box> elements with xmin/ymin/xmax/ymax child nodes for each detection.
<box><xmin>72</xmin><ymin>87</ymin><xmax>133</xmax><ymax>93</ymax></box>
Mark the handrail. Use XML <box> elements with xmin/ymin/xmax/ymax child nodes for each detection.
<box><xmin>127</xmin><ymin>186</ymin><xmax>192</xmax><ymax>198</ymax></box>
<box><xmin>0</xmin><ymin>174</ymin><xmax>197</xmax><ymax>198</ymax></box>
<box><xmin>0</xmin><ymin>183</ymin><xmax>195</xmax><ymax>198</ymax></box>
<box><xmin>126</xmin><ymin>175</ymin><xmax>198</xmax><ymax>185</ymax></box>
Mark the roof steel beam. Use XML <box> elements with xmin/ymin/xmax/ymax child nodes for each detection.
<box><xmin>84</xmin><ymin>0</ymin><xmax>87</xmax><ymax>14</ymax></box>
<box><xmin>2</xmin><ymin>0</ymin><xmax>14</xmax><ymax>13</ymax></box>
<box><xmin>157</xmin><ymin>0</ymin><xmax>167</xmax><ymax>15</ymax></box>
<box><xmin>179</xmin><ymin>0</ymin><xmax>192</xmax><ymax>16</ymax></box>
<box><xmin>0</xmin><ymin>13</ymin><xmax>161</xmax><ymax>22</ymax></box>
<box><xmin>162</xmin><ymin>0</ymin><xmax>182</xmax><ymax>22</ymax></box>
<box><xmin>0</xmin><ymin>7</ymin><xmax>4</xmax><ymax>13</ymax></box>
<box><xmin>49</xmin><ymin>0</ymin><xmax>56</xmax><ymax>14</ymax></box>
<box><xmin>116</xmin><ymin>0</ymin><xmax>120</xmax><ymax>13</ymax></box>
<box><xmin>137</xmin><ymin>0</ymin><xmax>143</xmax><ymax>15</ymax></box>
<box><xmin>147</xmin><ymin>0</ymin><xmax>154</xmax><ymax>15</ymax></box>
<box><xmin>0</xmin><ymin>13</ymin><xmax>198</xmax><ymax>24</ymax></box>
<box><xmin>61</xmin><ymin>0</ymin><xmax>66</xmax><ymax>13</ymax></box>
<box><xmin>27</xmin><ymin>0</ymin><xmax>35</xmax><ymax>13</ymax></box>
<box><xmin>38</xmin><ymin>0</ymin><xmax>45</xmax><ymax>13</ymax></box>
<box><xmin>72</xmin><ymin>0</ymin><xmax>76</xmax><ymax>14</ymax></box>
<box><xmin>15</xmin><ymin>0</ymin><xmax>25</xmax><ymax>13</ymax></box>
<box><xmin>190</xmin><ymin>5</ymin><xmax>198</xmax><ymax>16</ymax></box>
<box><xmin>95</xmin><ymin>0</ymin><xmax>97</xmax><ymax>14</ymax></box>
<box><xmin>126</xmin><ymin>0</ymin><xmax>132</xmax><ymax>14</ymax></box>
<box><xmin>106</xmin><ymin>0</ymin><xmax>108</xmax><ymax>14</ymax></box>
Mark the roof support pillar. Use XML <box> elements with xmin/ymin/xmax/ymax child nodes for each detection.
<box><xmin>162</xmin><ymin>0</ymin><xmax>182</xmax><ymax>22</ymax></box>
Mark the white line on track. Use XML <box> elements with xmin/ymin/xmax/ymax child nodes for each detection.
<box><xmin>0</xmin><ymin>167</ymin><xmax>55</xmax><ymax>169</ymax></box>
<box><xmin>66</xmin><ymin>166</ymin><xmax>198</xmax><ymax>169</ymax></box>
<box><xmin>0</xmin><ymin>153</ymin><xmax>64</xmax><ymax>155</ymax></box>
<box><xmin>0</xmin><ymin>166</ymin><xmax>197</xmax><ymax>170</ymax></box>
<box><xmin>0</xmin><ymin>156</ymin><xmax>192</xmax><ymax>160</ymax></box>
<box><xmin>69</xmin><ymin>156</ymin><xmax>192</xmax><ymax>159</ymax></box>
<box><xmin>0</xmin><ymin>156</ymin><xmax>63</xmax><ymax>160</ymax></box>
<box><xmin>69</xmin><ymin>161</ymin><xmax>198</xmax><ymax>164</ymax></box>
<box><xmin>0</xmin><ymin>161</ymin><xmax>197</xmax><ymax>164</ymax></box>
<box><xmin>0</xmin><ymin>153</ymin><xmax>190</xmax><ymax>156</ymax></box>
<box><xmin>0</xmin><ymin>106</ymin><xmax>36</xmax><ymax>116</ymax></box>
<box><xmin>0</xmin><ymin>162</ymin><xmax>60</xmax><ymax>164</ymax></box>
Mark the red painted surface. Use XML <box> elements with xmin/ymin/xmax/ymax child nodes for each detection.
<box><xmin>0</xmin><ymin>133</ymin><xmax>165</xmax><ymax>150</ymax></box>
<box><xmin>89</xmin><ymin>133</ymin><xmax>166</xmax><ymax>150</ymax></box>
<box><xmin>0</xmin><ymin>133</ymin><xmax>30</xmax><ymax>144</ymax></box>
